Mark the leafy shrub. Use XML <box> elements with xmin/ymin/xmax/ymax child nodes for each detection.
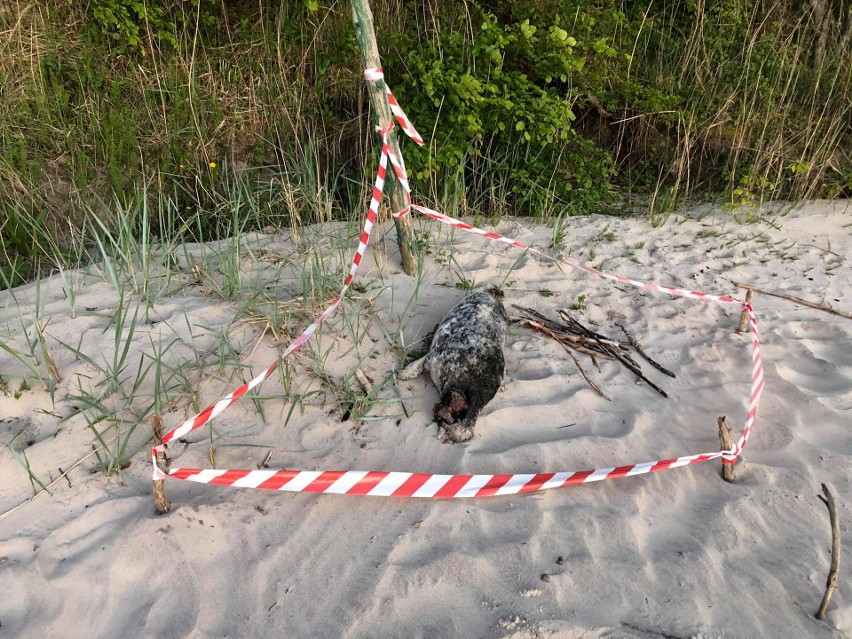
<box><xmin>87</xmin><ymin>0</ymin><xmax>218</xmax><ymax>51</ymax></box>
<box><xmin>390</xmin><ymin>7</ymin><xmax>615</xmax><ymax>215</ymax></box>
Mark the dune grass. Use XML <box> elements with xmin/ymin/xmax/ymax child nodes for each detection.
<box><xmin>0</xmin><ymin>169</ymin><xmax>430</xmax><ymax>481</ymax></box>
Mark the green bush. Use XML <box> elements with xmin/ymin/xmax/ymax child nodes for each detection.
<box><xmin>87</xmin><ymin>0</ymin><xmax>218</xmax><ymax>51</ymax></box>
<box><xmin>390</xmin><ymin>7</ymin><xmax>615</xmax><ymax>215</ymax></box>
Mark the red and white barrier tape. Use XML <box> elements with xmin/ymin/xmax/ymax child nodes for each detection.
<box><xmin>364</xmin><ymin>68</ymin><xmax>424</xmax><ymax>146</ymax></box>
<box><xmin>163</xmin><ymin>453</ymin><xmax>724</xmax><ymax>497</ymax></box>
<box><xmin>151</xmin><ymin>69</ymin><xmax>764</xmax><ymax>497</ymax></box>
<box><xmin>409</xmin><ymin>204</ymin><xmax>742</xmax><ymax>305</ymax></box>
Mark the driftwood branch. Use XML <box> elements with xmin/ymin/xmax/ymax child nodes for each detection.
<box><xmin>512</xmin><ymin>318</ymin><xmax>610</xmax><ymax>398</ymax></box>
<box><xmin>512</xmin><ymin>319</ymin><xmax>615</xmax><ymax>358</ymax></box>
<box><xmin>512</xmin><ymin>306</ymin><xmax>672</xmax><ymax>399</ymax></box>
<box><xmin>558</xmin><ymin>310</ymin><xmax>669</xmax><ymax>398</ymax></box>
<box><xmin>816</xmin><ymin>483</ymin><xmax>841</xmax><ymax>620</ymax></box>
<box><xmin>616</xmin><ymin>323</ymin><xmax>676</xmax><ymax>378</ymax></box>
<box><xmin>733</xmin><ymin>282</ymin><xmax>852</xmax><ymax>320</ymax></box>
<box><xmin>151</xmin><ymin>415</ymin><xmax>171</xmax><ymax>515</ymax></box>
<box><xmin>717</xmin><ymin>416</ymin><xmax>737</xmax><ymax>482</ymax></box>
<box><xmin>565</xmin><ymin>347</ymin><xmax>611</xmax><ymax>400</ymax></box>
<box><xmin>355</xmin><ymin>368</ymin><xmax>374</xmax><ymax>395</ymax></box>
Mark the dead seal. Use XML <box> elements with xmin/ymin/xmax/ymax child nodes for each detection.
<box><xmin>399</xmin><ymin>288</ymin><xmax>508</xmax><ymax>443</ymax></box>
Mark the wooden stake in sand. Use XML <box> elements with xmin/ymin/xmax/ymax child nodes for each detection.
<box><xmin>151</xmin><ymin>415</ymin><xmax>171</xmax><ymax>515</ymax></box>
<box><xmin>350</xmin><ymin>0</ymin><xmax>417</xmax><ymax>276</ymax></box>
<box><xmin>717</xmin><ymin>416</ymin><xmax>737</xmax><ymax>482</ymax></box>
<box><xmin>737</xmin><ymin>289</ymin><xmax>754</xmax><ymax>334</ymax></box>
<box><xmin>816</xmin><ymin>483</ymin><xmax>841</xmax><ymax>620</ymax></box>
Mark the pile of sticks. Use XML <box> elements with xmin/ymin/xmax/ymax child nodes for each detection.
<box><xmin>511</xmin><ymin>305</ymin><xmax>675</xmax><ymax>400</ymax></box>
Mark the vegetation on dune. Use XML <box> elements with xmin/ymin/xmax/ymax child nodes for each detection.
<box><xmin>1</xmin><ymin>0</ymin><xmax>850</xmax><ymax>288</ymax></box>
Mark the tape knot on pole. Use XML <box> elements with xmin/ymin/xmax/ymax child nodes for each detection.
<box><xmin>721</xmin><ymin>439</ymin><xmax>742</xmax><ymax>463</ymax></box>
<box><xmin>363</xmin><ymin>68</ymin><xmax>425</xmax><ymax>147</ymax></box>
<box><xmin>376</xmin><ymin>121</ymin><xmax>394</xmax><ymax>136</ymax></box>
<box><xmin>151</xmin><ymin>445</ymin><xmax>168</xmax><ymax>480</ymax></box>
<box><xmin>364</xmin><ymin>67</ymin><xmax>384</xmax><ymax>81</ymax></box>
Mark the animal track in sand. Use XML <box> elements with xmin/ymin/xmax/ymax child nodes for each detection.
<box><xmin>775</xmin><ymin>358</ymin><xmax>850</xmax><ymax>397</ymax></box>
<box><xmin>777</xmin><ymin>320</ymin><xmax>852</xmax><ymax>366</ymax></box>
<box><xmin>510</xmin><ymin>362</ymin><xmax>561</xmax><ymax>382</ymax></box>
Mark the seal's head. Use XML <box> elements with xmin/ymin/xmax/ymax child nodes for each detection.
<box><xmin>433</xmin><ymin>389</ymin><xmax>478</xmax><ymax>443</ymax></box>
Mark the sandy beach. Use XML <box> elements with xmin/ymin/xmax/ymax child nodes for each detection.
<box><xmin>1</xmin><ymin>200</ymin><xmax>850</xmax><ymax>638</ymax></box>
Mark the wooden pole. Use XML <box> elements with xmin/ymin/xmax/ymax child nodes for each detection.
<box><xmin>151</xmin><ymin>415</ymin><xmax>171</xmax><ymax>515</ymax></box>
<box><xmin>350</xmin><ymin>0</ymin><xmax>418</xmax><ymax>276</ymax></box>
<box><xmin>816</xmin><ymin>483</ymin><xmax>841</xmax><ymax>620</ymax></box>
<box><xmin>737</xmin><ymin>289</ymin><xmax>753</xmax><ymax>334</ymax></box>
<box><xmin>717</xmin><ymin>416</ymin><xmax>737</xmax><ymax>482</ymax></box>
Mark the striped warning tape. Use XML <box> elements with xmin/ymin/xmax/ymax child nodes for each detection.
<box><xmin>151</xmin><ymin>69</ymin><xmax>764</xmax><ymax>497</ymax></box>
<box><xmin>364</xmin><ymin>67</ymin><xmax>424</xmax><ymax>146</ymax></box>
<box><xmin>365</xmin><ymin>67</ymin><xmax>422</xmax><ymax>218</ymax></box>
<box><xmin>409</xmin><ymin>204</ymin><xmax>742</xmax><ymax>305</ymax></box>
<box><xmin>162</xmin><ymin>454</ymin><xmax>724</xmax><ymax>498</ymax></box>
<box><xmin>154</xmin><ymin>304</ymin><xmax>762</xmax><ymax>497</ymax></box>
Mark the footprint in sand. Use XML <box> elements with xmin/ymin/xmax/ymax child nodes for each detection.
<box><xmin>777</xmin><ymin>320</ymin><xmax>852</xmax><ymax>367</ymax></box>
<box><xmin>511</xmin><ymin>362</ymin><xmax>561</xmax><ymax>382</ymax></box>
<box><xmin>775</xmin><ymin>360</ymin><xmax>850</xmax><ymax>397</ymax></box>
<box><xmin>835</xmin><ymin>394</ymin><xmax>852</xmax><ymax>411</ymax></box>
<box><xmin>774</xmin><ymin>331</ymin><xmax>852</xmax><ymax>396</ymax></box>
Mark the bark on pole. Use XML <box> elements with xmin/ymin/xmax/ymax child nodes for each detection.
<box><xmin>737</xmin><ymin>289</ymin><xmax>753</xmax><ymax>334</ymax></box>
<box><xmin>350</xmin><ymin>0</ymin><xmax>418</xmax><ymax>276</ymax></box>
<box><xmin>151</xmin><ymin>415</ymin><xmax>171</xmax><ymax>515</ymax></box>
<box><xmin>717</xmin><ymin>416</ymin><xmax>737</xmax><ymax>482</ymax></box>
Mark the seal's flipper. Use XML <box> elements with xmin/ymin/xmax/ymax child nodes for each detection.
<box><xmin>397</xmin><ymin>356</ymin><xmax>426</xmax><ymax>381</ymax></box>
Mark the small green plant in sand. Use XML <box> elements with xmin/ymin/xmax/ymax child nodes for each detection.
<box><xmin>569</xmin><ymin>294</ymin><xmax>588</xmax><ymax>313</ymax></box>
<box><xmin>314</xmin><ymin>361</ymin><xmax>408</xmax><ymax>431</ymax></box>
<box><xmin>454</xmin><ymin>278</ymin><xmax>476</xmax><ymax>292</ymax></box>
<box><xmin>14</xmin><ymin>380</ymin><xmax>31</xmax><ymax>400</ymax></box>
<box><xmin>595</xmin><ymin>223</ymin><xmax>618</xmax><ymax>243</ymax></box>
<box><xmin>0</xmin><ymin>285</ymin><xmax>62</xmax><ymax>403</ymax></box>
<box><xmin>8</xmin><ymin>447</ymin><xmax>52</xmax><ymax>496</ymax></box>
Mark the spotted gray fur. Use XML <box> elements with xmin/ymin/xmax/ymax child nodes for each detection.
<box><xmin>399</xmin><ymin>289</ymin><xmax>508</xmax><ymax>443</ymax></box>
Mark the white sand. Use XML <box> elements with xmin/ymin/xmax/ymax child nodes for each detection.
<box><xmin>1</xmin><ymin>200</ymin><xmax>850</xmax><ymax>638</ymax></box>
